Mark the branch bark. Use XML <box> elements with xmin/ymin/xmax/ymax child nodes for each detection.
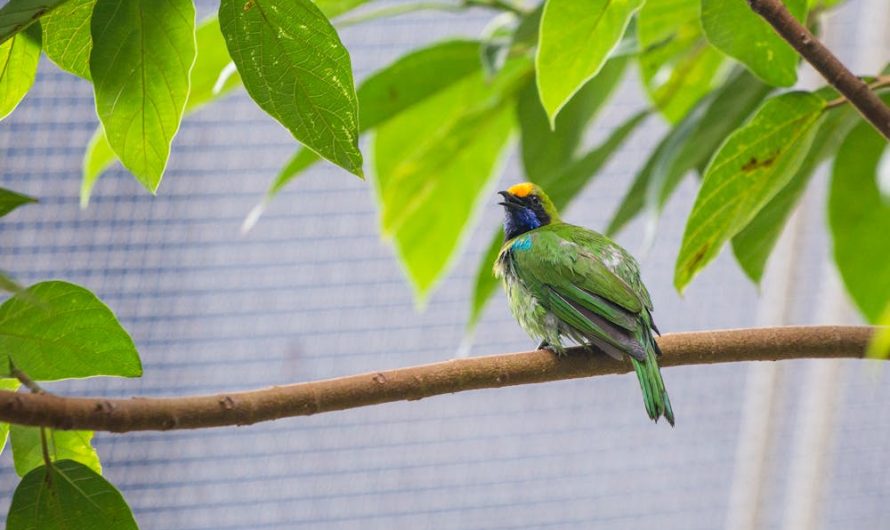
<box><xmin>747</xmin><ymin>0</ymin><xmax>890</xmax><ymax>140</ymax></box>
<box><xmin>0</xmin><ymin>326</ymin><xmax>875</xmax><ymax>433</ymax></box>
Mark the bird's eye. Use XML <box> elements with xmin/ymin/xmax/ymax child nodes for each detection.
<box><xmin>530</xmin><ymin>196</ymin><xmax>540</xmax><ymax>205</ymax></box>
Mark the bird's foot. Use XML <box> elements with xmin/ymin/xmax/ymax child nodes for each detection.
<box><xmin>536</xmin><ymin>341</ymin><xmax>564</xmax><ymax>356</ymax></box>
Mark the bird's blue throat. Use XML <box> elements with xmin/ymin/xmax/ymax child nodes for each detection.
<box><xmin>503</xmin><ymin>206</ymin><xmax>548</xmax><ymax>241</ymax></box>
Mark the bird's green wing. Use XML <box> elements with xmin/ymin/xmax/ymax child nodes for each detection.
<box><xmin>508</xmin><ymin>224</ymin><xmax>652</xmax><ymax>358</ymax></box>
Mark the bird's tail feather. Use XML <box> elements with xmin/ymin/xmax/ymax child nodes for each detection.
<box><xmin>630</xmin><ymin>347</ymin><xmax>674</xmax><ymax>427</ymax></box>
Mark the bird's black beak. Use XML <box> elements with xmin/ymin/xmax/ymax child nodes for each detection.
<box><xmin>498</xmin><ymin>191</ymin><xmax>523</xmax><ymax>210</ymax></box>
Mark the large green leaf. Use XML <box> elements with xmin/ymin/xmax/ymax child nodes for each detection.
<box><xmin>41</xmin><ymin>0</ymin><xmax>95</xmax><ymax>79</ymax></box>
<box><xmin>0</xmin><ymin>26</ymin><xmax>40</xmax><ymax>121</ymax></box>
<box><xmin>0</xmin><ymin>187</ymin><xmax>37</xmax><ymax>217</ymax></box>
<box><xmin>10</xmin><ymin>425</ymin><xmax>101</xmax><ymax>477</ymax></box>
<box><xmin>0</xmin><ymin>379</ymin><xmax>21</xmax><ymax>457</ymax></box>
<box><xmin>701</xmin><ymin>0</ymin><xmax>807</xmax><ymax>87</ymax></box>
<box><xmin>674</xmin><ymin>91</ymin><xmax>825</xmax><ymax>291</ymax></box>
<box><xmin>467</xmin><ymin>111</ymin><xmax>648</xmax><ymax>329</ymax></box>
<box><xmin>374</xmin><ymin>60</ymin><xmax>530</xmax><ymax>301</ymax></box>
<box><xmin>731</xmin><ymin>103</ymin><xmax>858</xmax><ymax>282</ymax></box>
<box><xmin>829</xmin><ymin>122</ymin><xmax>890</xmax><ymax>322</ymax></box>
<box><xmin>637</xmin><ymin>0</ymin><xmax>727</xmax><ymax>123</ymax></box>
<box><xmin>7</xmin><ymin>460</ymin><xmax>138</xmax><ymax>530</ymax></box>
<box><xmin>0</xmin><ymin>0</ymin><xmax>70</xmax><ymax>44</ymax></box>
<box><xmin>82</xmin><ymin>15</ymin><xmax>241</xmax><ymax>207</ymax></box>
<box><xmin>536</xmin><ymin>0</ymin><xmax>643</xmax><ymax>124</ymax></box>
<box><xmin>0</xmin><ymin>281</ymin><xmax>141</xmax><ymax>380</ymax></box>
<box><xmin>90</xmin><ymin>0</ymin><xmax>196</xmax><ymax>192</ymax></box>
<box><xmin>219</xmin><ymin>0</ymin><xmax>362</xmax><ymax>177</ymax></box>
<box><xmin>265</xmin><ymin>39</ymin><xmax>483</xmax><ymax>202</ymax></box>
<box><xmin>518</xmin><ymin>56</ymin><xmax>627</xmax><ymax>185</ymax></box>
<box><xmin>607</xmin><ymin>69</ymin><xmax>772</xmax><ymax>236</ymax></box>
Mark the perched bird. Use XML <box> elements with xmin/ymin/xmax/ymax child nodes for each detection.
<box><xmin>494</xmin><ymin>182</ymin><xmax>674</xmax><ymax>426</ymax></box>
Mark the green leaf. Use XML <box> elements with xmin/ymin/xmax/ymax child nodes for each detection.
<box><xmin>10</xmin><ymin>425</ymin><xmax>101</xmax><ymax>477</ymax></box>
<box><xmin>0</xmin><ymin>187</ymin><xmax>37</xmax><ymax>217</ymax></box>
<box><xmin>0</xmin><ymin>0</ymin><xmax>69</xmax><ymax>44</ymax></box>
<box><xmin>731</xmin><ymin>103</ymin><xmax>858</xmax><ymax>282</ymax></box>
<box><xmin>536</xmin><ymin>0</ymin><xmax>643</xmax><ymax>124</ymax></box>
<box><xmin>82</xmin><ymin>15</ymin><xmax>240</xmax><ymax>207</ymax></box>
<box><xmin>701</xmin><ymin>0</ymin><xmax>807</xmax><ymax>87</ymax></box>
<box><xmin>40</xmin><ymin>0</ymin><xmax>95</xmax><ymax>79</ymax></box>
<box><xmin>637</xmin><ymin>0</ymin><xmax>727</xmax><ymax>123</ymax></box>
<box><xmin>829</xmin><ymin>122</ymin><xmax>890</xmax><ymax>322</ymax></box>
<box><xmin>674</xmin><ymin>91</ymin><xmax>825</xmax><ymax>291</ymax></box>
<box><xmin>185</xmin><ymin>14</ymin><xmax>241</xmax><ymax>112</ymax></box>
<box><xmin>0</xmin><ymin>26</ymin><xmax>40</xmax><ymax>121</ymax></box>
<box><xmin>468</xmin><ymin>110</ymin><xmax>648</xmax><ymax>329</ymax></box>
<box><xmin>0</xmin><ymin>379</ymin><xmax>21</xmax><ymax>457</ymax></box>
<box><xmin>866</xmin><ymin>303</ymin><xmax>890</xmax><ymax>359</ymax></box>
<box><xmin>607</xmin><ymin>69</ymin><xmax>772</xmax><ymax>236</ymax></box>
<box><xmin>0</xmin><ymin>280</ymin><xmax>141</xmax><ymax>380</ymax></box>
<box><xmin>7</xmin><ymin>460</ymin><xmax>138</xmax><ymax>530</ymax></box>
<box><xmin>90</xmin><ymin>0</ymin><xmax>196</xmax><ymax>193</ymax></box>
<box><xmin>518</xmin><ymin>56</ymin><xmax>628</xmax><ymax>185</ymax></box>
<box><xmin>316</xmin><ymin>0</ymin><xmax>369</xmax><ymax>18</ymax></box>
<box><xmin>220</xmin><ymin>0</ymin><xmax>362</xmax><ymax>177</ymax></box>
<box><xmin>374</xmin><ymin>59</ymin><xmax>530</xmax><ymax>301</ymax></box>
<box><xmin>263</xmin><ymin>39</ymin><xmax>483</xmax><ymax>205</ymax></box>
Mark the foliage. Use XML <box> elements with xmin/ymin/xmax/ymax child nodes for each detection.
<box><xmin>0</xmin><ymin>0</ymin><xmax>888</xmax><ymax>524</ymax></box>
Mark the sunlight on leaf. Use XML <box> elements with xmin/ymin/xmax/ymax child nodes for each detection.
<box><xmin>674</xmin><ymin>91</ymin><xmax>825</xmax><ymax>292</ymax></box>
<box><xmin>10</xmin><ymin>425</ymin><xmax>101</xmax><ymax>477</ymax></box>
<box><xmin>0</xmin><ymin>281</ymin><xmax>141</xmax><ymax>380</ymax></box>
<box><xmin>90</xmin><ymin>0</ymin><xmax>196</xmax><ymax>192</ymax></box>
<box><xmin>0</xmin><ymin>27</ymin><xmax>40</xmax><ymax>121</ymax></box>
<box><xmin>0</xmin><ymin>0</ymin><xmax>69</xmax><ymax>44</ymax></box>
<box><xmin>536</xmin><ymin>0</ymin><xmax>643</xmax><ymax>124</ymax></box>
<box><xmin>41</xmin><ymin>0</ymin><xmax>95</xmax><ymax>79</ymax></box>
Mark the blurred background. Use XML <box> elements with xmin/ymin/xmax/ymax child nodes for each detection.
<box><xmin>1</xmin><ymin>0</ymin><xmax>888</xmax><ymax>528</ymax></box>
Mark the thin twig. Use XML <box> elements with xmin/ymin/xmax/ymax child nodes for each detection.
<box><xmin>0</xmin><ymin>326</ymin><xmax>874</xmax><ymax>433</ymax></box>
<box><xmin>747</xmin><ymin>0</ymin><xmax>890</xmax><ymax>140</ymax></box>
<box><xmin>9</xmin><ymin>361</ymin><xmax>46</xmax><ymax>395</ymax></box>
<box><xmin>826</xmin><ymin>76</ymin><xmax>890</xmax><ymax>109</ymax></box>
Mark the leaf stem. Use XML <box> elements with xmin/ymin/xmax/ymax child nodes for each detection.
<box><xmin>9</xmin><ymin>361</ymin><xmax>46</xmax><ymax>395</ymax></box>
<box><xmin>747</xmin><ymin>0</ymin><xmax>890</xmax><ymax>140</ymax></box>
<box><xmin>826</xmin><ymin>76</ymin><xmax>890</xmax><ymax>109</ymax></box>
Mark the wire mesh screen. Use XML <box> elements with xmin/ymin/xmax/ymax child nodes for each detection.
<box><xmin>1</xmin><ymin>1</ymin><xmax>889</xmax><ymax>529</ymax></box>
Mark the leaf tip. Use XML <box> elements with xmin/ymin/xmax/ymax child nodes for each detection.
<box><xmin>241</xmin><ymin>201</ymin><xmax>268</xmax><ymax>235</ymax></box>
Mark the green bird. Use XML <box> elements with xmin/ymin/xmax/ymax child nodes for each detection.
<box><xmin>494</xmin><ymin>182</ymin><xmax>674</xmax><ymax>426</ymax></box>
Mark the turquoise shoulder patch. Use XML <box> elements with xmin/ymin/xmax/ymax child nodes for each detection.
<box><xmin>511</xmin><ymin>236</ymin><xmax>532</xmax><ymax>251</ymax></box>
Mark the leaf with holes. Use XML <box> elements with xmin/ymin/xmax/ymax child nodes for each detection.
<box><xmin>732</xmin><ymin>103</ymin><xmax>859</xmax><ymax>283</ymax></box>
<box><xmin>0</xmin><ymin>26</ymin><xmax>40</xmax><ymax>121</ymax></box>
<box><xmin>7</xmin><ymin>460</ymin><xmax>138</xmax><ymax>530</ymax></box>
<box><xmin>10</xmin><ymin>425</ymin><xmax>101</xmax><ymax>477</ymax></box>
<box><xmin>830</xmin><ymin>122</ymin><xmax>890</xmax><ymax>322</ymax></box>
<box><xmin>536</xmin><ymin>0</ymin><xmax>643</xmax><ymax>124</ymax></box>
<box><xmin>220</xmin><ymin>0</ymin><xmax>362</xmax><ymax>177</ymax></box>
<box><xmin>0</xmin><ymin>281</ymin><xmax>141</xmax><ymax>380</ymax></box>
<box><xmin>41</xmin><ymin>0</ymin><xmax>95</xmax><ymax>79</ymax></box>
<box><xmin>90</xmin><ymin>0</ymin><xmax>196</xmax><ymax>192</ymax></box>
<box><xmin>701</xmin><ymin>0</ymin><xmax>807</xmax><ymax>87</ymax></box>
<box><xmin>674</xmin><ymin>91</ymin><xmax>825</xmax><ymax>291</ymax></box>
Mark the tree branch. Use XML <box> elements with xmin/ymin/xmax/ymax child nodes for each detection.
<box><xmin>747</xmin><ymin>0</ymin><xmax>890</xmax><ymax>140</ymax></box>
<box><xmin>0</xmin><ymin>326</ymin><xmax>874</xmax><ymax>433</ymax></box>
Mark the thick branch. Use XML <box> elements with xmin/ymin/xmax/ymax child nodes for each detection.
<box><xmin>747</xmin><ymin>0</ymin><xmax>890</xmax><ymax>140</ymax></box>
<box><xmin>0</xmin><ymin>326</ymin><xmax>874</xmax><ymax>433</ymax></box>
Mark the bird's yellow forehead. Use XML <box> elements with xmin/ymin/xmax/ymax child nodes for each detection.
<box><xmin>508</xmin><ymin>182</ymin><xmax>535</xmax><ymax>198</ymax></box>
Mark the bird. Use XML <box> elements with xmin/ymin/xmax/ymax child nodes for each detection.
<box><xmin>494</xmin><ymin>182</ymin><xmax>674</xmax><ymax>426</ymax></box>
